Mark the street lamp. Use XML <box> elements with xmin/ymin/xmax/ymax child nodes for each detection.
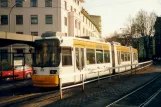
<box><xmin>8</xmin><ymin>0</ymin><xmax>27</xmax><ymax>64</ymax></box>
<box><xmin>9</xmin><ymin>0</ymin><xmax>27</xmax><ymax>32</ymax></box>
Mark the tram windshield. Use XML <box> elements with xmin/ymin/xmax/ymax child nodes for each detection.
<box><xmin>34</xmin><ymin>39</ymin><xmax>60</xmax><ymax>67</ymax></box>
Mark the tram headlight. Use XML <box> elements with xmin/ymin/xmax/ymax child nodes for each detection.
<box><xmin>50</xmin><ymin>70</ymin><xmax>57</xmax><ymax>74</ymax></box>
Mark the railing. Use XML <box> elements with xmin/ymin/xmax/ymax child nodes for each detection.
<box><xmin>59</xmin><ymin>60</ymin><xmax>153</xmax><ymax>99</ymax></box>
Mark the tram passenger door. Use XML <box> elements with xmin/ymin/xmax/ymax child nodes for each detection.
<box><xmin>75</xmin><ymin>48</ymin><xmax>85</xmax><ymax>83</ymax></box>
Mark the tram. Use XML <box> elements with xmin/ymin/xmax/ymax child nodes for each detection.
<box><xmin>32</xmin><ymin>33</ymin><xmax>138</xmax><ymax>87</ymax></box>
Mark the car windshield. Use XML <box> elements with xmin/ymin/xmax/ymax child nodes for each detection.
<box><xmin>34</xmin><ymin>39</ymin><xmax>60</xmax><ymax>67</ymax></box>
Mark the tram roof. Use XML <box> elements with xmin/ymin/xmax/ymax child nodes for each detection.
<box><xmin>36</xmin><ymin>36</ymin><xmax>111</xmax><ymax>45</ymax></box>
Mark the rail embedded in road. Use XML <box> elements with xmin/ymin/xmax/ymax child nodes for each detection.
<box><xmin>106</xmin><ymin>73</ymin><xmax>161</xmax><ymax>107</ymax></box>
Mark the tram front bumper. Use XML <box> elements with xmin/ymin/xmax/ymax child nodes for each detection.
<box><xmin>32</xmin><ymin>75</ymin><xmax>59</xmax><ymax>87</ymax></box>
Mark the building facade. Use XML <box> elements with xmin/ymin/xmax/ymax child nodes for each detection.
<box><xmin>0</xmin><ymin>0</ymin><xmax>101</xmax><ymax>38</ymax></box>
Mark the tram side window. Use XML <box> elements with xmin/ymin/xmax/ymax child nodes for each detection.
<box><xmin>127</xmin><ymin>53</ymin><xmax>130</xmax><ymax>61</ymax></box>
<box><xmin>96</xmin><ymin>50</ymin><xmax>103</xmax><ymax>63</ymax></box>
<box><xmin>125</xmin><ymin>53</ymin><xmax>128</xmax><ymax>61</ymax></box>
<box><xmin>133</xmin><ymin>53</ymin><xmax>138</xmax><ymax>61</ymax></box>
<box><xmin>136</xmin><ymin>54</ymin><xmax>138</xmax><ymax>61</ymax></box>
<box><xmin>86</xmin><ymin>49</ymin><xmax>95</xmax><ymax>64</ymax></box>
<box><xmin>62</xmin><ymin>48</ymin><xmax>72</xmax><ymax>66</ymax></box>
<box><xmin>117</xmin><ymin>51</ymin><xmax>121</xmax><ymax>64</ymax></box>
<box><xmin>75</xmin><ymin>48</ymin><xmax>79</xmax><ymax>68</ymax></box>
<box><xmin>133</xmin><ymin>53</ymin><xmax>135</xmax><ymax>61</ymax></box>
<box><xmin>121</xmin><ymin>52</ymin><xmax>125</xmax><ymax>62</ymax></box>
<box><xmin>80</xmin><ymin>48</ymin><xmax>85</xmax><ymax>68</ymax></box>
<box><xmin>104</xmin><ymin>50</ymin><xmax>110</xmax><ymax>63</ymax></box>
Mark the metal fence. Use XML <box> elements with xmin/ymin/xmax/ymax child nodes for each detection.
<box><xmin>59</xmin><ymin>60</ymin><xmax>153</xmax><ymax>99</ymax></box>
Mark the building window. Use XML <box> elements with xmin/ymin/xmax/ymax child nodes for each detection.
<box><xmin>16</xmin><ymin>49</ymin><xmax>24</xmax><ymax>54</ymax></box>
<box><xmin>77</xmin><ymin>0</ymin><xmax>79</xmax><ymax>5</ymax></box>
<box><xmin>45</xmin><ymin>0</ymin><xmax>52</xmax><ymax>7</ymax></box>
<box><xmin>75</xmin><ymin>20</ymin><xmax>77</xmax><ymax>28</ymax></box>
<box><xmin>0</xmin><ymin>49</ymin><xmax>8</xmax><ymax>61</ymax></box>
<box><xmin>64</xmin><ymin>17</ymin><xmax>67</xmax><ymax>26</ymax></box>
<box><xmin>83</xmin><ymin>28</ymin><xmax>85</xmax><ymax>34</ymax></box>
<box><xmin>31</xmin><ymin>15</ymin><xmax>38</xmax><ymax>24</ymax></box>
<box><xmin>1</xmin><ymin>0</ymin><xmax>8</xmax><ymax>7</ymax></box>
<box><xmin>64</xmin><ymin>1</ymin><xmax>67</xmax><ymax>10</ymax></box>
<box><xmin>78</xmin><ymin>22</ymin><xmax>80</xmax><ymax>30</ymax></box>
<box><xmin>83</xmin><ymin>16</ymin><xmax>84</xmax><ymax>22</ymax></box>
<box><xmin>45</xmin><ymin>15</ymin><xmax>52</xmax><ymax>24</ymax></box>
<box><xmin>70</xmin><ymin>6</ymin><xmax>73</xmax><ymax>11</ymax></box>
<box><xmin>16</xmin><ymin>15</ymin><xmax>23</xmax><ymax>25</ymax></box>
<box><xmin>1</xmin><ymin>15</ymin><xmax>8</xmax><ymax>25</ymax></box>
<box><xmin>31</xmin><ymin>0</ymin><xmax>37</xmax><ymax>7</ymax></box>
<box><xmin>16</xmin><ymin>32</ymin><xmax>23</xmax><ymax>34</ymax></box>
<box><xmin>31</xmin><ymin>32</ymin><xmax>38</xmax><ymax>36</ymax></box>
<box><xmin>16</xmin><ymin>0</ymin><xmax>23</xmax><ymax>7</ymax></box>
<box><xmin>74</xmin><ymin>8</ymin><xmax>76</xmax><ymax>12</ymax></box>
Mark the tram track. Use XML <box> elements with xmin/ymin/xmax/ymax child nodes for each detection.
<box><xmin>0</xmin><ymin>89</ymin><xmax>58</xmax><ymax>107</ymax></box>
<box><xmin>106</xmin><ymin>73</ymin><xmax>161</xmax><ymax>107</ymax></box>
<box><xmin>139</xmin><ymin>87</ymin><xmax>161</xmax><ymax>107</ymax></box>
<box><xmin>0</xmin><ymin>84</ymin><xmax>81</xmax><ymax>107</ymax></box>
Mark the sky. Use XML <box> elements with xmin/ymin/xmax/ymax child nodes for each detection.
<box><xmin>83</xmin><ymin>0</ymin><xmax>161</xmax><ymax>37</ymax></box>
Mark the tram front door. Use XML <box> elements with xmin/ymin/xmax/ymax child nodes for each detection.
<box><xmin>75</xmin><ymin>48</ymin><xmax>85</xmax><ymax>82</ymax></box>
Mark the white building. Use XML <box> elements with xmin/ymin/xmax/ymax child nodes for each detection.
<box><xmin>0</xmin><ymin>0</ymin><xmax>101</xmax><ymax>38</ymax></box>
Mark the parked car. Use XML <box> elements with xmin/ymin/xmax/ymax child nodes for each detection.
<box><xmin>0</xmin><ymin>64</ymin><xmax>33</xmax><ymax>80</ymax></box>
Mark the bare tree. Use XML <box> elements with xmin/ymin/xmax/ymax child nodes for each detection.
<box><xmin>122</xmin><ymin>10</ymin><xmax>156</xmax><ymax>60</ymax></box>
<box><xmin>134</xmin><ymin>10</ymin><xmax>156</xmax><ymax>60</ymax></box>
<box><xmin>119</xmin><ymin>16</ymin><xmax>138</xmax><ymax>46</ymax></box>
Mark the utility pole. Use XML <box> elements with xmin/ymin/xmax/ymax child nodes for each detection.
<box><xmin>8</xmin><ymin>0</ymin><xmax>27</xmax><ymax>64</ymax></box>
